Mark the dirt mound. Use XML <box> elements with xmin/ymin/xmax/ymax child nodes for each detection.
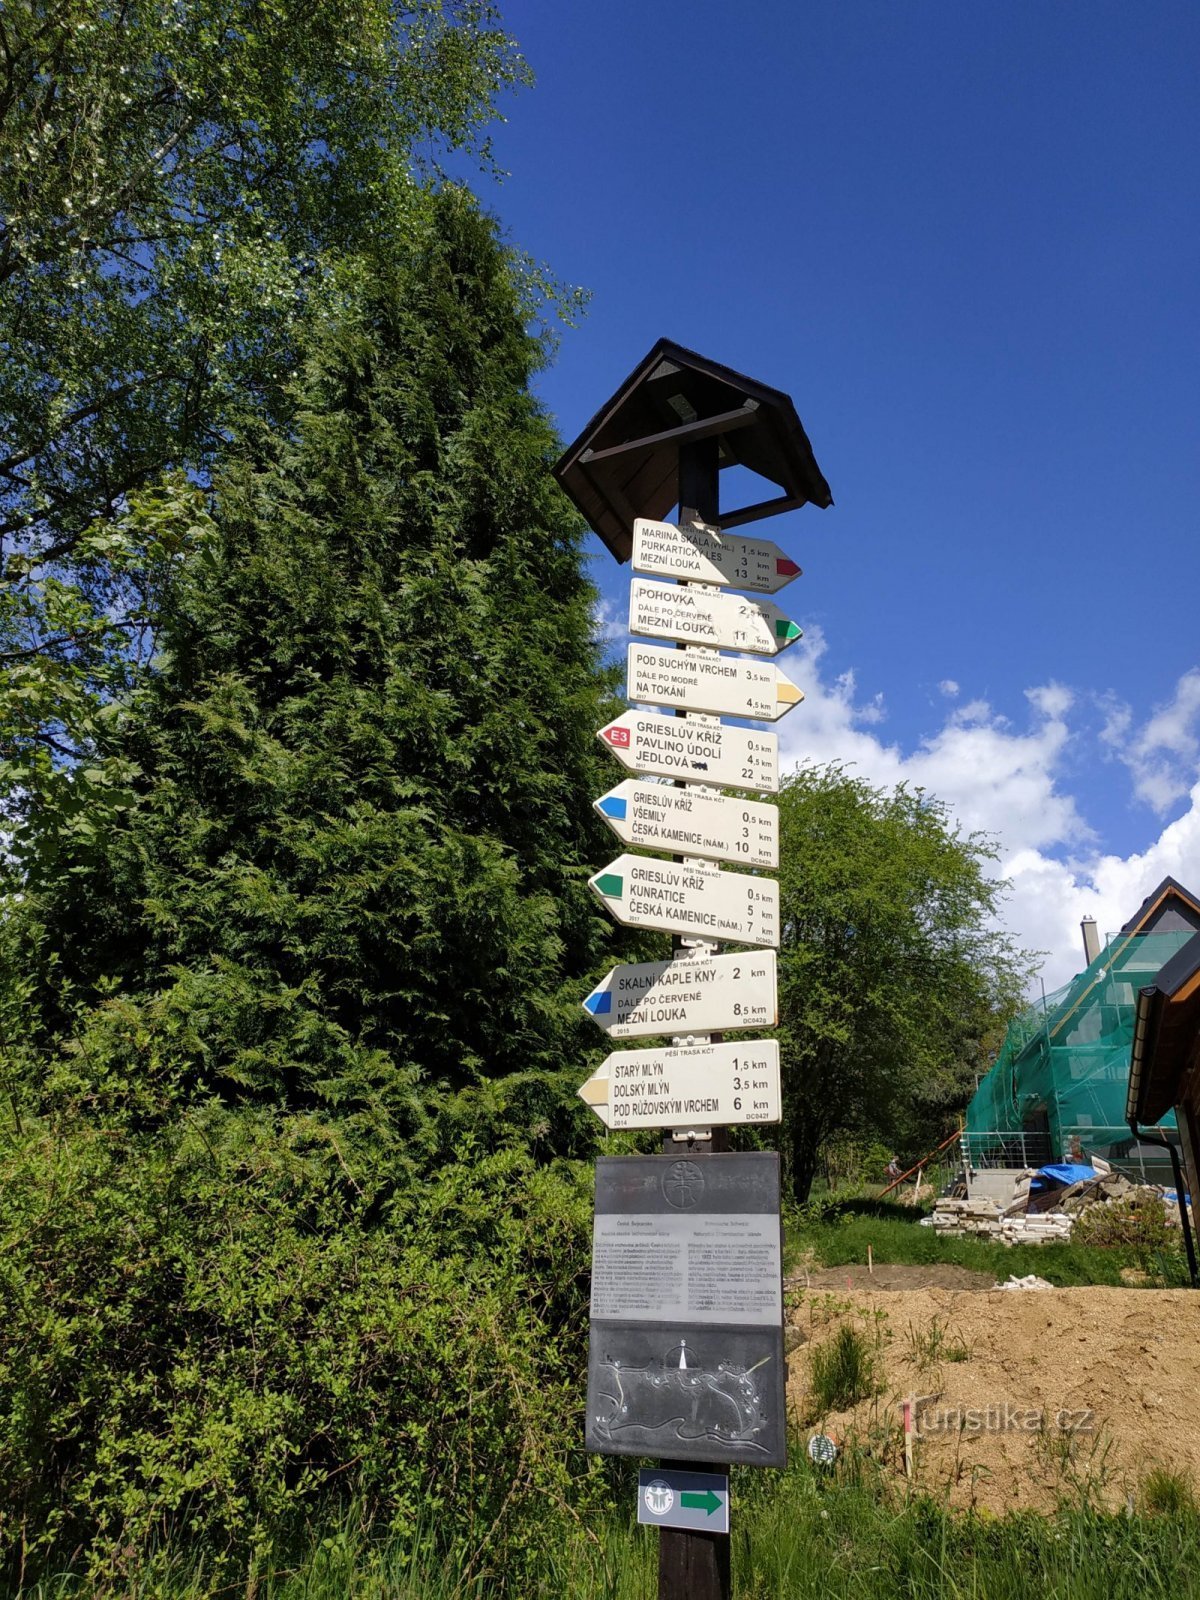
<box><xmin>786</xmin><ymin>1285</ymin><xmax>1200</xmax><ymax>1514</ymax></box>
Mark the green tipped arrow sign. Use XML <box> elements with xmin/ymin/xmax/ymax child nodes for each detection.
<box><xmin>681</xmin><ymin>1489</ymin><xmax>723</xmax><ymax>1516</ymax></box>
<box><xmin>629</xmin><ymin>578</ymin><xmax>802</xmax><ymax>656</ymax></box>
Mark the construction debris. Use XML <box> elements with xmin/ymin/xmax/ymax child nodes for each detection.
<box><xmin>929</xmin><ymin>1164</ymin><xmax>1184</xmax><ymax>1245</ymax></box>
<box><xmin>994</xmin><ymin>1273</ymin><xmax>1054</xmax><ymax>1290</ymax></box>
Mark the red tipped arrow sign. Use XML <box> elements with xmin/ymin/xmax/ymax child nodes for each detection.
<box><xmin>597</xmin><ymin>710</ymin><xmax>778</xmax><ymax>793</ymax></box>
<box><xmin>632</xmin><ymin>516</ymin><xmax>802</xmax><ymax>593</ymax></box>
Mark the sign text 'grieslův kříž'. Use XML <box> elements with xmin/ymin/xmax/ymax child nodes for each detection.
<box><xmin>597</xmin><ymin>710</ymin><xmax>778</xmax><ymax>793</ymax></box>
<box><xmin>594</xmin><ymin>779</ymin><xmax>778</xmax><ymax>868</ymax></box>
<box><xmin>588</xmin><ymin>854</ymin><xmax>779</xmax><ymax>948</ymax></box>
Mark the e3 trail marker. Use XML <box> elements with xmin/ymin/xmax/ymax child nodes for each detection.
<box><xmin>632</xmin><ymin>516</ymin><xmax>803</xmax><ymax>594</ymax></box>
<box><xmin>597</xmin><ymin>710</ymin><xmax>779</xmax><ymax>793</ymax></box>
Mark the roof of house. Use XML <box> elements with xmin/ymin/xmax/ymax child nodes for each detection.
<box><xmin>1119</xmin><ymin>875</ymin><xmax>1200</xmax><ymax>935</ymax></box>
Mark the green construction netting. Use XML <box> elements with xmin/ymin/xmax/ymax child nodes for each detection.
<box><xmin>965</xmin><ymin>929</ymin><xmax>1191</xmax><ymax>1168</ymax></box>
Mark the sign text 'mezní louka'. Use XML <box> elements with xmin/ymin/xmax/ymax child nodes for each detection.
<box><xmin>632</xmin><ymin>517</ymin><xmax>802</xmax><ymax>594</ymax></box>
<box><xmin>582</xmin><ymin>949</ymin><xmax>777</xmax><ymax>1040</ymax></box>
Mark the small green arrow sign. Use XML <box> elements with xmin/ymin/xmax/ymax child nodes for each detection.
<box><xmin>680</xmin><ymin>1489</ymin><xmax>722</xmax><ymax>1516</ymax></box>
<box><xmin>594</xmin><ymin>873</ymin><xmax>624</xmax><ymax>898</ymax></box>
<box><xmin>775</xmin><ymin>619</ymin><xmax>803</xmax><ymax>643</ymax></box>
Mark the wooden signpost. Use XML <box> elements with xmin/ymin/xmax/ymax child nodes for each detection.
<box><xmin>554</xmin><ymin>339</ymin><xmax>831</xmax><ymax>1600</ymax></box>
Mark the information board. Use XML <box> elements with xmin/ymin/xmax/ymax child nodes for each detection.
<box><xmin>585</xmin><ymin>1153</ymin><xmax>786</xmax><ymax>1468</ymax></box>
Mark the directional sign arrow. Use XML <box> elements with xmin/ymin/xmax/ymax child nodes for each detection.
<box><xmin>681</xmin><ymin>1490</ymin><xmax>723</xmax><ymax>1516</ymax></box>
<box><xmin>629</xmin><ymin>578</ymin><xmax>802</xmax><ymax>656</ymax></box>
<box><xmin>633</xmin><ymin>516</ymin><xmax>802</xmax><ymax>594</ymax></box>
<box><xmin>582</xmin><ymin>950</ymin><xmax>777</xmax><ymax>1039</ymax></box>
<box><xmin>628</xmin><ymin>643</ymin><xmax>803</xmax><ymax>722</ymax></box>
<box><xmin>597</xmin><ymin>710</ymin><xmax>778</xmax><ymax>794</ymax></box>
<box><xmin>577</xmin><ymin>1040</ymin><xmax>781</xmax><ymax>1129</ymax></box>
<box><xmin>594</xmin><ymin>780</ymin><xmax>778</xmax><ymax>869</ymax></box>
<box><xmin>589</xmin><ymin>854</ymin><xmax>779</xmax><ymax>947</ymax></box>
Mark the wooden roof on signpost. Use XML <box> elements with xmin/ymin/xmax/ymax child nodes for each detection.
<box><xmin>553</xmin><ymin>338</ymin><xmax>833</xmax><ymax>563</ymax></box>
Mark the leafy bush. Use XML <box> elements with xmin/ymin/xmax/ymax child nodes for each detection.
<box><xmin>1071</xmin><ymin>1196</ymin><xmax>1177</xmax><ymax>1262</ymax></box>
<box><xmin>0</xmin><ymin>1089</ymin><xmax>603</xmax><ymax>1589</ymax></box>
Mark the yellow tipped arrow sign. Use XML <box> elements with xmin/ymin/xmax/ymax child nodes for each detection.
<box><xmin>578</xmin><ymin>1041</ymin><xmax>781</xmax><ymax>1130</ymax></box>
<box><xmin>627</xmin><ymin>644</ymin><xmax>803</xmax><ymax>722</ymax></box>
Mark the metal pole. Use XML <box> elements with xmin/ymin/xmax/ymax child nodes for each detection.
<box><xmin>659</xmin><ymin>438</ymin><xmax>732</xmax><ymax>1600</ymax></box>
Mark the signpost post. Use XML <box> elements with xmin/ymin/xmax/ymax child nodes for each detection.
<box><xmin>554</xmin><ymin>339</ymin><xmax>831</xmax><ymax>1600</ymax></box>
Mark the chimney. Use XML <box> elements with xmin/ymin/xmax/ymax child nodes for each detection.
<box><xmin>1081</xmin><ymin>916</ymin><xmax>1101</xmax><ymax>966</ymax></box>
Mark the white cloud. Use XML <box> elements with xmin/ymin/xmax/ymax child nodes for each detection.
<box><xmin>1110</xmin><ymin>668</ymin><xmax>1200</xmax><ymax>815</ymax></box>
<box><xmin>591</xmin><ymin>597</ymin><xmax>628</xmax><ymax>656</ymax></box>
<box><xmin>778</xmin><ymin>631</ymin><xmax>1200</xmax><ymax>992</ymax></box>
<box><xmin>938</xmin><ymin>679</ymin><xmax>960</xmax><ymax>698</ymax></box>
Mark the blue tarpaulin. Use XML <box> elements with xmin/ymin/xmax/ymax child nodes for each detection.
<box><xmin>1034</xmin><ymin>1163</ymin><xmax>1099</xmax><ymax>1189</ymax></box>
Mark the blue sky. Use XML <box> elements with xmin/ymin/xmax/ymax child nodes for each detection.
<box><xmin>481</xmin><ymin>2</ymin><xmax>1199</xmax><ymax>988</ymax></box>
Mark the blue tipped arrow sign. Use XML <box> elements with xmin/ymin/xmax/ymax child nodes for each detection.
<box><xmin>593</xmin><ymin>780</ymin><xmax>778</xmax><ymax>869</ymax></box>
<box><xmin>581</xmin><ymin>951</ymin><xmax>777</xmax><ymax>1040</ymax></box>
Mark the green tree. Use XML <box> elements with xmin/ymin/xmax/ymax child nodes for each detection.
<box><xmin>0</xmin><ymin>0</ymin><xmax>533</xmax><ymax>835</ymax></box>
<box><xmin>776</xmin><ymin>763</ymin><xmax>1031</xmax><ymax>1201</ymax></box>
<box><xmin>0</xmin><ymin>191</ymin><xmax>624</xmax><ymax>1581</ymax></box>
<box><xmin>14</xmin><ymin>188</ymin><xmax>623</xmax><ymax>1158</ymax></box>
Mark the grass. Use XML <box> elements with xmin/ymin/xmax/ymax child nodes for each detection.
<box><xmin>1141</xmin><ymin>1466</ymin><xmax>1198</xmax><ymax>1517</ymax></box>
<box><xmin>808</xmin><ymin>1322</ymin><xmax>882</xmax><ymax>1413</ymax></box>
<box><xmin>11</xmin><ymin>1466</ymin><xmax>1200</xmax><ymax>1599</ymax></box>
<box><xmin>786</xmin><ymin>1196</ymin><xmax>1182</xmax><ymax>1287</ymax></box>
<box><xmin>905</xmin><ymin>1314</ymin><xmax>972</xmax><ymax>1369</ymax></box>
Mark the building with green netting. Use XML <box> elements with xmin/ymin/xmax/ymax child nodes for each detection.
<box><xmin>963</xmin><ymin>878</ymin><xmax>1200</xmax><ymax>1189</ymax></box>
